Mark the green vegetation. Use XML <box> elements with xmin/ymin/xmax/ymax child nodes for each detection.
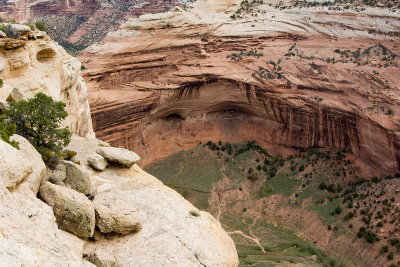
<box><xmin>227</xmin><ymin>49</ymin><xmax>264</xmax><ymax>61</ymax></box>
<box><xmin>146</xmin><ymin>141</ymin><xmax>399</xmax><ymax>266</ymax></box>
<box><xmin>4</xmin><ymin>93</ymin><xmax>71</xmax><ymax>167</ymax></box>
<box><xmin>35</xmin><ymin>20</ymin><xmax>48</xmax><ymax>33</ymax></box>
<box><xmin>0</xmin><ymin>115</ymin><xmax>19</xmax><ymax>148</ymax></box>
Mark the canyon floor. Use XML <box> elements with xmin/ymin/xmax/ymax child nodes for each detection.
<box><xmin>146</xmin><ymin>142</ymin><xmax>400</xmax><ymax>267</ymax></box>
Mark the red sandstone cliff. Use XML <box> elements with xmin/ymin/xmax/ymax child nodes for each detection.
<box><xmin>80</xmin><ymin>0</ymin><xmax>400</xmax><ymax>171</ymax></box>
<box><xmin>0</xmin><ymin>0</ymin><xmax>184</xmax><ymax>52</ymax></box>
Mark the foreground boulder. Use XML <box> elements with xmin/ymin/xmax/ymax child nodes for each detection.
<box><xmin>93</xmin><ymin>192</ymin><xmax>141</xmax><ymax>234</ymax></box>
<box><xmin>96</xmin><ymin>147</ymin><xmax>140</xmax><ymax>167</ymax></box>
<box><xmin>62</xmin><ymin>160</ymin><xmax>96</xmax><ymax>195</ymax></box>
<box><xmin>0</xmin><ymin>186</ymin><xmax>95</xmax><ymax>266</ymax></box>
<box><xmin>88</xmin><ymin>154</ymin><xmax>108</xmax><ymax>171</ymax></box>
<box><xmin>39</xmin><ymin>182</ymin><xmax>95</xmax><ymax>238</ymax></box>
<box><xmin>10</xmin><ymin>134</ymin><xmax>46</xmax><ymax>194</ymax></box>
<box><xmin>0</xmin><ymin>139</ymin><xmax>32</xmax><ymax>190</ymax></box>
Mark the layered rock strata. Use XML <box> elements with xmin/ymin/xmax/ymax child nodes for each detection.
<box><xmin>0</xmin><ymin>0</ymin><xmax>189</xmax><ymax>53</ymax></box>
<box><xmin>81</xmin><ymin>0</ymin><xmax>400</xmax><ymax>171</ymax></box>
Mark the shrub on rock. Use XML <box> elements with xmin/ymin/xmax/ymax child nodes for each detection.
<box><xmin>4</xmin><ymin>93</ymin><xmax>72</xmax><ymax>167</ymax></box>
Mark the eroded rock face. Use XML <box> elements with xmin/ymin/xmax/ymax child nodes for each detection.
<box><xmin>80</xmin><ymin>0</ymin><xmax>400</xmax><ymax>171</ymax></box>
<box><xmin>93</xmin><ymin>191</ymin><xmax>141</xmax><ymax>234</ymax></box>
<box><xmin>0</xmin><ymin>31</ymin><xmax>94</xmax><ymax>138</ymax></box>
<box><xmin>39</xmin><ymin>182</ymin><xmax>95</xmax><ymax>238</ymax></box>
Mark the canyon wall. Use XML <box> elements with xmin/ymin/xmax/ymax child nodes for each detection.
<box><xmin>80</xmin><ymin>0</ymin><xmax>400</xmax><ymax>171</ymax></box>
<box><xmin>0</xmin><ymin>0</ymin><xmax>190</xmax><ymax>53</ymax></box>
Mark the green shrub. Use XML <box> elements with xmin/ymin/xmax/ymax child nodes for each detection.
<box><xmin>0</xmin><ymin>116</ymin><xmax>19</xmax><ymax>148</ymax></box>
<box><xmin>64</xmin><ymin>150</ymin><xmax>77</xmax><ymax>160</ymax></box>
<box><xmin>343</xmin><ymin>212</ymin><xmax>354</xmax><ymax>221</ymax></box>
<box><xmin>35</xmin><ymin>20</ymin><xmax>48</xmax><ymax>33</ymax></box>
<box><xmin>334</xmin><ymin>206</ymin><xmax>342</xmax><ymax>214</ymax></box>
<box><xmin>319</xmin><ymin>182</ymin><xmax>327</xmax><ymax>190</ymax></box>
<box><xmin>327</xmin><ymin>184</ymin><xmax>335</xmax><ymax>193</ymax></box>
<box><xmin>4</xmin><ymin>93</ymin><xmax>71</xmax><ymax>167</ymax></box>
<box><xmin>388</xmin><ymin>252</ymin><xmax>394</xmax><ymax>260</ymax></box>
<box><xmin>247</xmin><ymin>174</ymin><xmax>258</xmax><ymax>181</ymax></box>
<box><xmin>259</xmin><ymin>183</ymin><xmax>274</xmax><ymax>197</ymax></box>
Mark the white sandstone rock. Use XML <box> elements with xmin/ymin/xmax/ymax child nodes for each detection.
<box><xmin>88</xmin><ymin>154</ymin><xmax>108</xmax><ymax>171</ymax></box>
<box><xmin>9</xmin><ymin>24</ymin><xmax>31</xmax><ymax>33</ymax></box>
<box><xmin>0</xmin><ymin>99</ymin><xmax>8</xmax><ymax>112</ymax></box>
<box><xmin>96</xmin><ymin>147</ymin><xmax>140</xmax><ymax>167</ymax></box>
<box><xmin>93</xmin><ymin>191</ymin><xmax>141</xmax><ymax>234</ymax></box>
<box><xmin>10</xmin><ymin>134</ymin><xmax>46</xmax><ymax>194</ymax></box>
<box><xmin>0</xmin><ymin>186</ymin><xmax>95</xmax><ymax>267</ymax></box>
<box><xmin>0</xmin><ymin>139</ymin><xmax>32</xmax><ymax>190</ymax></box>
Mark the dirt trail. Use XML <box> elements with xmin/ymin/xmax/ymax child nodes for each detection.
<box><xmin>228</xmin><ymin>229</ymin><xmax>267</xmax><ymax>254</ymax></box>
<box><xmin>216</xmin><ymin>163</ymin><xmax>229</xmax><ymax>222</ymax></box>
<box><xmin>172</xmin><ymin>161</ymin><xmax>184</xmax><ymax>178</ymax></box>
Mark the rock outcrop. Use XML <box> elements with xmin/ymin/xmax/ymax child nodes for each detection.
<box><xmin>10</xmin><ymin>134</ymin><xmax>46</xmax><ymax>194</ymax></box>
<box><xmin>0</xmin><ymin>29</ymin><xmax>94</xmax><ymax>138</ymax></box>
<box><xmin>39</xmin><ymin>182</ymin><xmax>96</xmax><ymax>238</ymax></box>
<box><xmin>87</xmin><ymin>154</ymin><xmax>108</xmax><ymax>171</ymax></box>
<box><xmin>0</xmin><ymin>138</ymin><xmax>94</xmax><ymax>266</ymax></box>
<box><xmin>80</xmin><ymin>0</ymin><xmax>400</xmax><ymax>171</ymax></box>
<box><xmin>62</xmin><ymin>160</ymin><xmax>96</xmax><ymax>196</ymax></box>
<box><xmin>69</xmin><ymin>134</ymin><xmax>238</xmax><ymax>266</ymax></box>
<box><xmin>0</xmin><ymin>138</ymin><xmax>33</xmax><ymax>190</ymax></box>
<box><xmin>93</xmin><ymin>191</ymin><xmax>141</xmax><ymax>234</ymax></box>
<box><xmin>96</xmin><ymin>146</ymin><xmax>140</xmax><ymax>167</ymax></box>
<box><xmin>0</xmin><ymin>0</ymin><xmax>189</xmax><ymax>53</ymax></box>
